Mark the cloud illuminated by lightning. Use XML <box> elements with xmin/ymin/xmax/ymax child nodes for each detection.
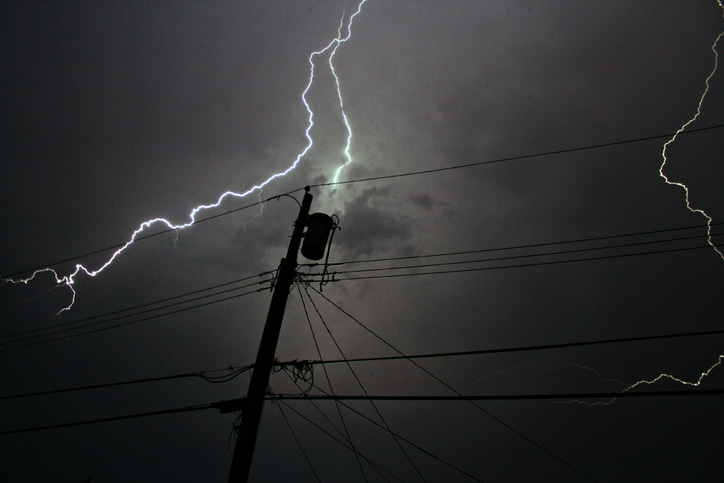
<box><xmin>659</xmin><ymin>1</ymin><xmax>724</xmax><ymax>261</ymax></box>
<box><xmin>3</xmin><ymin>0</ymin><xmax>368</xmax><ymax>312</ymax></box>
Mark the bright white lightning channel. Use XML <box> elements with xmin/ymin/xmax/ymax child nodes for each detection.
<box><xmin>561</xmin><ymin>4</ymin><xmax>724</xmax><ymax>408</ymax></box>
<box><xmin>659</xmin><ymin>1</ymin><xmax>724</xmax><ymax>261</ymax></box>
<box><xmin>561</xmin><ymin>354</ymin><xmax>724</xmax><ymax>407</ymax></box>
<box><xmin>4</xmin><ymin>1</ymin><xmax>368</xmax><ymax>313</ymax></box>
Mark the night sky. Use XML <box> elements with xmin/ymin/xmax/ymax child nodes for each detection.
<box><xmin>2</xmin><ymin>1</ymin><xmax>724</xmax><ymax>482</ymax></box>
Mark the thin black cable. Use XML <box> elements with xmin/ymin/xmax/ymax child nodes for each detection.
<box><xmin>277</xmin><ymin>399</ymin><xmax>408</xmax><ymax>483</ymax></box>
<box><xmin>271</xmin><ymin>389</ymin><xmax>724</xmax><ymax>401</ymax></box>
<box><xmin>2</xmin><ymin>188</ymin><xmax>304</xmax><ymax>279</ymax></box>
<box><xmin>277</xmin><ymin>381</ymin><xmax>485</xmax><ymax>483</ymax></box>
<box><xmin>311</xmin><ymin>123</ymin><xmax>724</xmax><ymax>188</ymax></box>
<box><xmin>6</xmin><ymin>124</ymin><xmax>722</xmax><ymax>280</ymax></box>
<box><xmin>294</xmin><ymin>285</ymin><xmax>350</xmax><ymax>439</ymax></box>
<box><xmin>280</xmin><ymin>366</ymin><xmax>350</xmax><ymax>444</ymax></box>
<box><xmin>307</xmin><ymin>244</ymin><xmax>716</xmax><ymax>284</ymax></box>
<box><xmin>308</xmin><ymin>287</ymin><xmax>599</xmax><ymax>483</ymax></box>
<box><xmin>316</xmin><ymin>233</ymin><xmax>721</xmax><ymax>279</ymax></box>
<box><xmin>1</xmin><ymin>271</ymin><xmax>274</xmax><ymax>341</ymax></box>
<box><xmin>275</xmin><ymin>327</ymin><xmax>724</xmax><ymax>368</ymax></box>
<box><xmin>279</xmin><ymin>367</ymin><xmax>402</xmax><ymax>483</ymax></box>
<box><xmin>0</xmin><ymin>365</ymin><xmax>252</xmax><ymax>401</ymax></box>
<box><xmin>0</xmin><ymin>402</ymin><xmax>215</xmax><ymax>436</ymax></box>
<box><xmin>1</xmin><ymin>278</ymin><xmax>273</xmax><ymax>347</ymax></box>
<box><xmin>302</xmin><ymin>222</ymin><xmax>723</xmax><ymax>269</ymax></box>
<box><xmin>310</xmin><ymin>231</ymin><xmax>722</xmax><ymax>274</ymax></box>
<box><xmin>295</xmin><ymin>283</ymin><xmax>371</xmax><ymax>483</ymax></box>
<box><xmin>270</xmin><ymin>386</ymin><xmax>323</xmax><ymax>483</ymax></box>
<box><xmin>302</xmin><ymin>285</ymin><xmax>427</xmax><ymax>483</ymax></box>
<box><xmin>0</xmin><ymin>287</ymin><xmax>267</xmax><ymax>353</ymax></box>
<box><xmin>3</xmin><ymin>388</ymin><xmax>718</xmax><ymax>437</ymax></box>
<box><xmin>8</xmin><ymin>321</ymin><xmax>718</xmax><ymax>402</ymax></box>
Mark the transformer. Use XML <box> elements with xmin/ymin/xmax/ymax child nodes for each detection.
<box><xmin>301</xmin><ymin>212</ymin><xmax>335</xmax><ymax>261</ymax></box>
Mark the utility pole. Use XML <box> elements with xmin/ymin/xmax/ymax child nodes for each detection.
<box><xmin>227</xmin><ymin>186</ymin><xmax>314</xmax><ymax>483</ymax></box>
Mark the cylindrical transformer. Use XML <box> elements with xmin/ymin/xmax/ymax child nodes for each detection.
<box><xmin>301</xmin><ymin>212</ymin><xmax>334</xmax><ymax>261</ymax></box>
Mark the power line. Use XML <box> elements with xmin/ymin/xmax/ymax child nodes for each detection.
<box><xmin>2</xmin><ymin>189</ymin><xmax>303</xmax><ymax>279</ymax></box>
<box><xmin>1</xmin><ymin>272</ymin><xmax>273</xmax><ymax>343</ymax></box>
<box><xmin>11</xmin><ymin>220</ymin><xmax>703</xmax><ymax>347</ymax></box>
<box><xmin>275</xmin><ymin>327</ymin><xmax>724</xmax><ymax>368</ymax></box>
<box><xmin>306</xmin><ymin>286</ymin><xmax>598</xmax><ymax>483</ymax></box>
<box><xmin>318</xmin><ymin>233</ymin><xmax>721</xmax><ymax>277</ymax></box>
<box><xmin>0</xmin><ymin>402</ymin><xmax>217</xmax><ymax>436</ymax></box>
<box><xmin>7</xmin><ymin>323</ymin><xmax>718</xmax><ymax>403</ymax></box>
<box><xmin>0</xmin><ymin>365</ymin><xmax>252</xmax><ymax>401</ymax></box>
<box><xmin>306</xmin><ymin>244</ymin><xmax>717</xmax><ymax>284</ymax></box>
<box><xmin>272</xmin><ymin>387</ymin><xmax>323</xmax><ymax>483</ymax></box>
<box><xmin>3</xmin><ymin>388</ymin><xmax>721</xmax><ymax>436</ymax></box>
<box><xmin>302</xmin><ymin>222</ymin><xmax>724</xmax><ymax>269</ymax></box>
<box><xmin>270</xmin><ymin>389</ymin><xmax>724</xmax><ymax>402</ymax></box>
<box><xmin>282</xmin><ymin>372</ymin><xmax>485</xmax><ymax>483</ymax></box>
<box><xmin>0</xmin><ymin>286</ymin><xmax>268</xmax><ymax>353</ymax></box>
<box><xmin>8</xmin><ymin>324</ymin><xmax>719</xmax><ymax>403</ymax></box>
<box><xmin>276</xmin><ymin>399</ymin><xmax>408</xmax><ymax>483</ymax></box>
<box><xmin>294</xmin><ymin>285</ymin><xmax>370</xmax><ymax>482</ymax></box>
<box><xmin>5</xmin><ymin>124</ymin><xmax>722</xmax><ymax>279</ymax></box>
<box><xmin>311</xmin><ymin>123</ymin><xmax>724</xmax><ymax>188</ymax></box>
<box><xmin>300</xmin><ymin>285</ymin><xmax>427</xmax><ymax>482</ymax></box>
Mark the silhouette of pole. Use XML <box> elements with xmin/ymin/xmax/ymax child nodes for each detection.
<box><xmin>227</xmin><ymin>187</ymin><xmax>313</xmax><ymax>483</ymax></box>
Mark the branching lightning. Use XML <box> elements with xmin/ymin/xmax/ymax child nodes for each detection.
<box><xmin>329</xmin><ymin>8</ymin><xmax>362</xmax><ymax>184</ymax></box>
<box><xmin>564</xmin><ymin>6</ymin><xmax>724</xmax><ymax>407</ymax></box>
<box><xmin>560</xmin><ymin>354</ymin><xmax>724</xmax><ymax>407</ymax></box>
<box><xmin>659</xmin><ymin>1</ymin><xmax>724</xmax><ymax>261</ymax></box>
<box><xmin>3</xmin><ymin>1</ymin><xmax>367</xmax><ymax>312</ymax></box>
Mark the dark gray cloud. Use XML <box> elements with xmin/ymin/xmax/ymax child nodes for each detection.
<box><xmin>2</xmin><ymin>2</ymin><xmax>724</xmax><ymax>482</ymax></box>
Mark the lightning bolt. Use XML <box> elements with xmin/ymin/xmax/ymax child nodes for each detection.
<box><xmin>659</xmin><ymin>0</ymin><xmax>724</xmax><ymax>261</ymax></box>
<box><xmin>329</xmin><ymin>4</ymin><xmax>365</xmax><ymax>184</ymax></box>
<box><xmin>3</xmin><ymin>1</ymin><xmax>368</xmax><ymax>312</ymax></box>
<box><xmin>559</xmin><ymin>354</ymin><xmax>724</xmax><ymax>407</ymax></box>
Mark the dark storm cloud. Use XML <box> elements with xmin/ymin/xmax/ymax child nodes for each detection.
<box><xmin>2</xmin><ymin>1</ymin><xmax>724</xmax><ymax>482</ymax></box>
<box><xmin>336</xmin><ymin>187</ymin><xmax>414</xmax><ymax>258</ymax></box>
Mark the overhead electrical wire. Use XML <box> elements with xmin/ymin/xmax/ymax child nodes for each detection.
<box><xmin>278</xmin><ymin>368</ymin><xmax>402</xmax><ymax>483</ymax></box>
<box><xmin>3</xmin><ymin>223</ymin><xmax>718</xmax><ymax>351</ymax></box>
<box><xmin>299</xmin><ymin>284</ymin><xmax>427</xmax><ymax>482</ymax></box>
<box><xmin>271</xmin><ymin>389</ymin><xmax>724</xmax><ymax>402</ymax></box>
<box><xmin>1</xmin><ymin>272</ymin><xmax>273</xmax><ymax>343</ymax></box>
<box><xmin>274</xmin><ymin>326</ymin><xmax>724</xmax><ymax>368</ymax></box>
<box><xmin>4</xmin><ymin>124</ymin><xmax>722</xmax><ymax>280</ymax></box>
<box><xmin>325</xmin><ymin>233</ymin><xmax>720</xmax><ymax>274</ymax></box>
<box><xmin>301</xmin><ymin>222</ymin><xmax>723</xmax><ymax>269</ymax></box>
<box><xmin>302</xmin><ymin>244</ymin><xmax>720</xmax><ymax>284</ymax></box>
<box><xmin>2</xmin><ymin>190</ymin><xmax>302</xmax><ymax>280</ymax></box>
<box><xmin>2</xmin><ymin>388</ymin><xmax>720</xmax><ymax>437</ymax></box>
<box><xmin>0</xmin><ymin>402</ymin><xmax>218</xmax><ymax>436</ymax></box>
<box><xmin>6</xmin><ymin>324</ymin><xmax>720</xmax><ymax>403</ymax></box>
<box><xmin>0</xmin><ymin>285</ymin><xmax>268</xmax><ymax>353</ymax></box>
<box><xmin>270</xmin><ymin>385</ymin><xmax>323</xmax><ymax>483</ymax></box>
<box><xmin>311</xmin><ymin>123</ymin><xmax>724</xmax><ymax>188</ymax></box>
<box><xmin>306</xmin><ymin>286</ymin><xmax>599</xmax><ymax>483</ymax></box>
<box><xmin>275</xmin><ymin>399</ymin><xmax>408</xmax><ymax>483</ymax></box>
<box><xmin>282</xmin><ymin>367</ymin><xmax>485</xmax><ymax>482</ymax></box>
<box><xmin>294</xmin><ymin>284</ymin><xmax>370</xmax><ymax>482</ymax></box>
<box><xmin>6</xmin><ymin>322</ymin><xmax>720</xmax><ymax>404</ymax></box>
<box><xmin>0</xmin><ymin>365</ymin><xmax>252</xmax><ymax>402</ymax></box>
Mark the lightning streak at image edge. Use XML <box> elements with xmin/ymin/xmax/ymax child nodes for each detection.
<box><xmin>3</xmin><ymin>0</ymin><xmax>368</xmax><ymax>312</ymax></box>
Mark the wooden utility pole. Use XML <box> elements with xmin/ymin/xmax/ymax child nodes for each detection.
<box><xmin>227</xmin><ymin>187</ymin><xmax>314</xmax><ymax>483</ymax></box>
